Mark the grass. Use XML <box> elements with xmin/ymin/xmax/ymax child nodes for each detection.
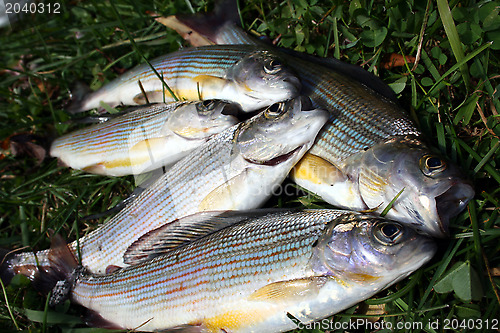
<box><xmin>0</xmin><ymin>0</ymin><xmax>499</xmax><ymax>332</ymax></box>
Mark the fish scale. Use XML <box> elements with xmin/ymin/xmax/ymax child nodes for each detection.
<box><xmin>52</xmin><ymin>102</ymin><xmax>187</xmax><ymax>154</ymax></box>
<box><xmin>6</xmin><ymin>98</ymin><xmax>327</xmax><ymax>276</ymax></box>
<box><xmin>71</xmin><ymin>45</ymin><xmax>301</xmax><ymax>113</ymax></box>
<box><xmin>71</xmin><ymin>210</ymin><xmax>332</xmax><ymax>330</ymax></box>
<box><xmin>125</xmin><ymin>48</ymin><xmax>243</xmax><ymax>81</ymax></box>
<box><xmin>181</xmin><ymin>23</ymin><xmax>420</xmax><ymax>161</ymax></box>
<box><xmin>45</xmin><ymin>209</ymin><xmax>435</xmax><ymax>332</ymax></box>
<box><xmin>287</xmin><ymin>58</ymin><xmax>420</xmax><ymax>161</ymax></box>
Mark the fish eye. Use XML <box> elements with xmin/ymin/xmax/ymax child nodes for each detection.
<box><xmin>263</xmin><ymin>59</ymin><xmax>283</xmax><ymax>75</ymax></box>
<box><xmin>264</xmin><ymin>102</ymin><xmax>287</xmax><ymax>119</ymax></box>
<box><xmin>373</xmin><ymin>222</ymin><xmax>403</xmax><ymax>245</ymax></box>
<box><xmin>196</xmin><ymin>100</ymin><xmax>216</xmax><ymax>113</ymax></box>
<box><xmin>419</xmin><ymin>154</ymin><xmax>447</xmax><ymax>177</ymax></box>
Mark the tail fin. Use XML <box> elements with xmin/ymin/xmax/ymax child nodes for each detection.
<box><xmin>1</xmin><ymin>249</ymin><xmax>50</xmax><ymax>287</ymax></box>
<box><xmin>165</xmin><ymin>0</ymin><xmax>398</xmax><ymax>102</ymax></box>
<box><xmin>176</xmin><ymin>0</ymin><xmax>240</xmax><ymax>42</ymax></box>
<box><xmin>66</xmin><ymin>81</ymin><xmax>92</xmax><ymax>114</ymax></box>
<box><xmin>0</xmin><ymin>249</ymin><xmax>17</xmax><ymax>286</ymax></box>
<box><xmin>34</xmin><ymin>234</ymin><xmax>83</xmax><ymax>306</ymax></box>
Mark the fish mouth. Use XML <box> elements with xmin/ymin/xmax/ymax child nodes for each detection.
<box><xmin>435</xmin><ymin>182</ymin><xmax>475</xmax><ymax>236</ymax></box>
<box><xmin>391</xmin><ymin>237</ymin><xmax>437</xmax><ymax>283</ymax></box>
<box><xmin>244</xmin><ymin>145</ymin><xmax>303</xmax><ymax>166</ymax></box>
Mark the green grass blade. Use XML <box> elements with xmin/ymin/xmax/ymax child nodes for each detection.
<box><xmin>380</xmin><ymin>187</ymin><xmax>405</xmax><ymax>217</ymax></box>
<box><xmin>0</xmin><ymin>280</ymin><xmax>19</xmax><ymax>330</ymax></box>
<box><xmin>473</xmin><ymin>141</ymin><xmax>500</xmax><ymax>174</ymax></box>
<box><xmin>455</xmin><ymin>138</ymin><xmax>500</xmax><ymax>184</ymax></box>
<box><xmin>108</xmin><ymin>0</ymin><xmax>178</xmax><ymax>101</ymax></box>
<box><xmin>436</xmin><ymin>0</ymin><xmax>470</xmax><ymax>90</ymax></box>
<box><xmin>418</xmin><ymin>239</ymin><xmax>464</xmax><ymax>309</ymax></box>
<box><xmin>416</xmin><ymin>42</ymin><xmax>491</xmax><ymax>110</ymax></box>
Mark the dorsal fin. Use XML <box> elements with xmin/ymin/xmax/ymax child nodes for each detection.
<box><xmin>67</xmin><ymin>81</ymin><xmax>92</xmax><ymax>114</ymax></box>
<box><xmin>176</xmin><ymin>0</ymin><xmax>240</xmax><ymax>42</ymax></box>
<box><xmin>0</xmin><ymin>248</ymin><xmax>17</xmax><ymax>286</ymax></box>
<box><xmin>123</xmin><ymin>209</ymin><xmax>290</xmax><ymax>265</ymax></box>
<box><xmin>165</xmin><ymin>3</ymin><xmax>399</xmax><ymax>102</ymax></box>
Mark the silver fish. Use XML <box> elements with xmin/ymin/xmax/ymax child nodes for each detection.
<box><xmin>162</xmin><ymin>15</ymin><xmax>475</xmax><ymax>237</ymax></box>
<box><xmin>68</xmin><ymin>46</ymin><xmax>301</xmax><ymax>113</ymax></box>
<box><xmin>51</xmin><ymin>100</ymin><xmax>239</xmax><ymax>176</ymax></box>
<box><xmin>2</xmin><ymin>97</ymin><xmax>328</xmax><ymax>279</ymax></box>
<box><xmin>45</xmin><ymin>209</ymin><xmax>436</xmax><ymax>332</ymax></box>
<box><xmin>293</xmin><ymin>139</ymin><xmax>475</xmax><ymax>237</ymax></box>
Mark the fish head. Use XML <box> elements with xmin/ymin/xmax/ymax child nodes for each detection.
<box><xmin>166</xmin><ymin>100</ymin><xmax>240</xmax><ymax>139</ymax></box>
<box><xmin>226</xmin><ymin>50</ymin><xmax>301</xmax><ymax>110</ymax></box>
<box><xmin>312</xmin><ymin>213</ymin><xmax>436</xmax><ymax>285</ymax></box>
<box><xmin>355</xmin><ymin>137</ymin><xmax>474</xmax><ymax>237</ymax></box>
<box><xmin>235</xmin><ymin>96</ymin><xmax>328</xmax><ymax>166</ymax></box>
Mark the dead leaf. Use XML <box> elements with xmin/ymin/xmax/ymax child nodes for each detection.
<box><xmin>355</xmin><ymin>303</ymin><xmax>386</xmax><ymax>323</ymax></box>
<box><xmin>382</xmin><ymin>53</ymin><xmax>416</xmax><ymax>69</ymax></box>
<box><xmin>8</xmin><ymin>133</ymin><xmax>48</xmax><ymax>165</ymax></box>
<box><xmin>155</xmin><ymin>15</ymin><xmax>214</xmax><ymax>47</ymax></box>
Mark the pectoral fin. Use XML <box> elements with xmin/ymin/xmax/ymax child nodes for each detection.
<box><xmin>198</xmin><ymin>170</ymin><xmax>248</xmax><ymax>211</ymax></box>
<box><xmin>157</xmin><ymin>323</ymin><xmax>211</xmax><ymax>333</ymax></box>
<box><xmin>248</xmin><ymin>277</ymin><xmax>329</xmax><ymax>303</ymax></box>
<box><xmin>129</xmin><ymin>137</ymin><xmax>169</xmax><ymax>160</ymax></box>
<box><xmin>84</xmin><ymin>310</ymin><xmax>125</xmax><ymax>330</ymax></box>
<box><xmin>82</xmin><ymin>163</ymin><xmax>107</xmax><ymax>175</ymax></box>
<box><xmin>291</xmin><ymin>153</ymin><xmax>365</xmax><ymax>208</ymax></box>
<box><xmin>192</xmin><ymin>75</ymin><xmax>230</xmax><ymax>98</ymax></box>
<box><xmin>291</xmin><ymin>153</ymin><xmax>346</xmax><ymax>185</ymax></box>
<box><xmin>133</xmin><ymin>90</ymin><xmax>177</xmax><ymax>104</ymax></box>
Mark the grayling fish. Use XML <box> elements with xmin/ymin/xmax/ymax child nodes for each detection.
<box><xmin>293</xmin><ymin>138</ymin><xmax>474</xmax><ymax>236</ymax></box>
<box><xmin>68</xmin><ymin>45</ymin><xmax>301</xmax><ymax>113</ymax></box>
<box><xmin>162</xmin><ymin>13</ymin><xmax>474</xmax><ymax>237</ymax></box>
<box><xmin>2</xmin><ymin>96</ymin><xmax>328</xmax><ymax>280</ymax></box>
<box><xmin>51</xmin><ymin>100</ymin><xmax>239</xmax><ymax>176</ymax></box>
<box><xmin>45</xmin><ymin>209</ymin><xmax>436</xmax><ymax>332</ymax></box>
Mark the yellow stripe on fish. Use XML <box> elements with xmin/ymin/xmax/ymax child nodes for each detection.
<box><xmin>51</xmin><ymin>101</ymin><xmax>238</xmax><ymax>176</ymax></box>
<box><xmin>5</xmin><ymin>97</ymin><xmax>328</xmax><ymax>280</ymax></box>
<box><xmin>43</xmin><ymin>210</ymin><xmax>436</xmax><ymax>332</ymax></box>
<box><xmin>68</xmin><ymin>45</ymin><xmax>301</xmax><ymax>114</ymax></box>
<box><xmin>172</xmin><ymin>20</ymin><xmax>473</xmax><ymax>237</ymax></box>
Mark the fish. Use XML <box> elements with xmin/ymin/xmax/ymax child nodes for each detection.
<box><xmin>293</xmin><ymin>139</ymin><xmax>474</xmax><ymax>236</ymax></box>
<box><xmin>160</xmin><ymin>9</ymin><xmax>397</xmax><ymax>102</ymax></box>
<box><xmin>43</xmin><ymin>209</ymin><xmax>436</xmax><ymax>332</ymax></box>
<box><xmin>1</xmin><ymin>96</ymin><xmax>328</xmax><ymax>280</ymax></box>
<box><xmin>161</xmin><ymin>10</ymin><xmax>475</xmax><ymax>237</ymax></box>
<box><xmin>51</xmin><ymin>100</ymin><xmax>239</xmax><ymax>176</ymax></box>
<box><xmin>68</xmin><ymin>45</ymin><xmax>301</xmax><ymax>113</ymax></box>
